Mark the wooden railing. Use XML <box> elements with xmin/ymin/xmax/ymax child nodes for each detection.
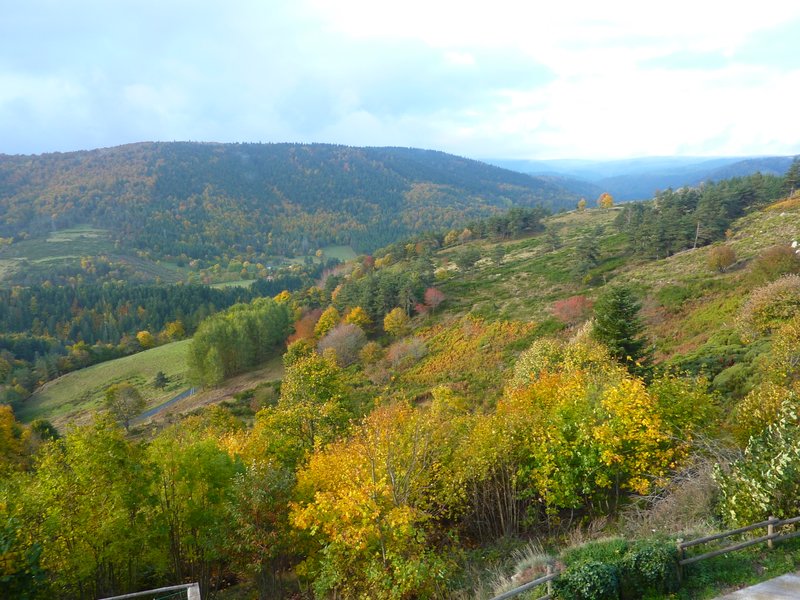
<box><xmin>490</xmin><ymin>565</ymin><xmax>559</xmax><ymax>600</ymax></box>
<box><xmin>490</xmin><ymin>514</ymin><xmax>800</xmax><ymax>600</ymax></box>
<box><xmin>678</xmin><ymin>514</ymin><xmax>800</xmax><ymax>567</ymax></box>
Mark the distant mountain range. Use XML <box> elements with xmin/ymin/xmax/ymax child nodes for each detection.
<box><xmin>0</xmin><ymin>142</ymin><xmax>578</xmax><ymax>260</ymax></box>
<box><xmin>487</xmin><ymin>155</ymin><xmax>797</xmax><ymax>201</ymax></box>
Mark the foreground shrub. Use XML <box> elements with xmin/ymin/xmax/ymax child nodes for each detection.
<box><xmin>554</xmin><ymin>561</ymin><xmax>619</xmax><ymax>600</ymax></box>
<box><xmin>619</xmin><ymin>539</ymin><xmax>679</xmax><ymax>598</ymax></box>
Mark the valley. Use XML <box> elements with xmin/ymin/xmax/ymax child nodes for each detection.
<box><xmin>1</xmin><ymin>148</ymin><xmax>800</xmax><ymax>600</ymax></box>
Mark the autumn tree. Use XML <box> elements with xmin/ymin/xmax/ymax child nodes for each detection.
<box><xmin>317</xmin><ymin>323</ymin><xmax>366</xmax><ymax>367</ymax></box>
<box><xmin>598</xmin><ymin>192</ymin><xmax>614</xmax><ymax>209</ymax></box>
<box><xmin>291</xmin><ymin>404</ymin><xmax>454</xmax><ymax>598</ymax></box>
<box><xmin>314</xmin><ymin>305</ymin><xmax>340</xmax><ymax>338</ymax></box>
<box><xmin>104</xmin><ymin>383</ymin><xmax>146</xmax><ymax>431</ymax></box>
<box><xmin>577</xmin><ymin>198</ymin><xmax>587</xmax><ymax>212</ymax></box>
<box><xmin>136</xmin><ymin>330</ymin><xmax>155</xmax><ymax>349</ymax></box>
<box><xmin>383</xmin><ymin>307</ymin><xmax>411</xmax><ymax>338</ymax></box>
<box><xmin>258</xmin><ymin>353</ymin><xmax>352</xmax><ymax>464</ymax></box>
<box><xmin>343</xmin><ymin>305</ymin><xmax>371</xmax><ymax>330</ymax></box>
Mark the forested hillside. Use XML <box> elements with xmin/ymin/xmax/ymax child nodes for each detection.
<box><xmin>0</xmin><ymin>143</ymin><xmax>576</xmax><ymax>260</ymax></box>
<box><xmin>2</xmin><ymin>163</ymin><xmax>800</xmax><ymax>599</ymax></box>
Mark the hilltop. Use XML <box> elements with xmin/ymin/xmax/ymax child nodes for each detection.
<box><xmin>0</xmin><ymin>142</ymin><xmax>577</xmax><ymax>263</ymax></box>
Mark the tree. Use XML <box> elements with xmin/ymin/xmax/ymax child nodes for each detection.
<box><xmin>384</xmin><ymin>307</ymin><xmax>411</xmax><ymax>338</ymax></box>
<box><xmin>784</xmin><ymin>157</ymin><xmax>800</xmax><ymax>196</ymax></box>
<box><xmin>577</xmin><ymin>198</ymin><xmax>587</xmax><ymax>212</ymax></box>
<box><xmin>545</xmin><ymin>226</ymin><xmax>561</xmax><ymax>251</ymax></box>
<box><xmin>153</xmin><ymin>371</ymin><xmax>169</xmax><ymax>389</ymax></box>
<box><xmin>453</xmin><ymin>246</ymin><xmax>481</xmax><ymax>271</ymax></box>
<box><xmin>314</xmin><ymin>305</ymin><xmax>340</xmax><ymax>338</ymax></box>
<box><xmin>597</xmin><ymin>192</ymin><xmax>614</xmax><ymax>209</ymax></box>
<box><xmin>136</xmin><ymin>330</ymin><xmax>155</xmax><ymax>349</ymax></box>
<box><xmin>104</xmin><ymin>383</ymin><xmax>146</xmax><ymax>431</ymax></box>
<box><xmin>343</xmin><ymin>306</ymin><xmax>371</xmax><ymax>330</ymax></box>
<box><xmin>592</xmin><ymin>286</ymin><xmax>649</xmax><ymax>372</ymax></box>
<box><xmin>575</xmin><ymin>234</ymin><xmax>600</xmax><ymax>277</ymax></box>
<box><xmin>423</xmin><ymin>287</ymin><xmax>446</xmax><ymax>313</ymax></box>
<box><xmin>317</xmin><ymin>323</ymin><xmax>366</xmax><ymax>367</ymax></box>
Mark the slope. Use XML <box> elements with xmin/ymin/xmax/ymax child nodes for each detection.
<box><xmin>0</xmin><ymin>142</ymin><xmax>577</xmax><ymax>262</ymax></box>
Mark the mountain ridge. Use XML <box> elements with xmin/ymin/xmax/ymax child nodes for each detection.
<box><xmin>0</xmin><ymin>142</ymin><xmax>577</xmax><ymax>260</ymax></box>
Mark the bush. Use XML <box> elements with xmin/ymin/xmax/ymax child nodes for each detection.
<box><xmin>558</xmin><ymin>537</ymin><xmax>678</xmax><ymax>599</ymax></box>
<box><xmin>750</xmin><ymin>245</ymin><xmax>800</xmax><ymax>282</ymax></box>
<box><xmin>737</xmin><ymin>274</ymin><xmax>800</xmax><ymax>339</ymax></box>
<box><xmin>619</xmin><ymin>539</ymin><xmax>679</xmax><ymax>598</ymax></box>
<box><xmin>562</xmin><ymin>538</ymin><xmax>628</xmax><ymax>568</ymax></box>
<box><xmin>707</xmin><ymin>245</ymin><xmax>736</xmax><ymax>273</ymax></box>
<box><xmin>554</xmin><ymin>561</ymin><xmax>619</xmax><ymax>600</ymax></box>
<box><xmin>385</xmin><ymin>337</ymin><xmax>427</xmax><ymax>368</ymax></box>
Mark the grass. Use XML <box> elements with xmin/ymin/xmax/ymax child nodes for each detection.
<box><xmin>17</xmin><ymin>339</ymin><xmax>192</xmax><ymax>429</ymax></box>
<box><xmin>320</xmin><ymin>245</ymin><xmax>357</xmax><ymax>261</ymax></box>
<box><xmin>0</xmin><ymin>226</ymin><xmax>116</xmax><ymax>261</ymax></box>
<box><xmin>210</xmin><ymin>279</ymin><xmax>255</xmax><ymax>289</ymax></box>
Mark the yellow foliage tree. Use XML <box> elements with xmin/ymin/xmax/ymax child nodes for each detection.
<box><xmin>344</xmin><ymin>306</ymin><xmax>371</xmax><ymax>330</ymax></box>
<box><xmin>136</xmin><ymin>330</ymin><xmax>155</xmax><ymax>349</ymax></box>
<box><xmin>383</xmin><ymin>307</ymin><xmax>410</xmax><ymax>338</ymax></box>
<box><xmin>291</xmin><ymin>403</ymin><xmax>453</xmax><ymax>598</ymax></box>
<box><xmin>598</xmin><ymin>192</ymin><xmax>614</xmax><ymax>209</ymax></box>
<box><xmin>314</xmin><ymin>305</ymin><xmax>340</xmax><ymax>338</ymax></box>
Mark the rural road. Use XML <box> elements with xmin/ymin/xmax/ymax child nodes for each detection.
<box><xmin>137</xmin><ymin>387</ymin><xmax>197</xmax><ymax>420</ymax></box>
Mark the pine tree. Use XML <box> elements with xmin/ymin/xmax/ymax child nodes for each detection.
<box><xmin>591</xmin><ymin>285</ymin><xmax>649</xmax><ymax>372</ymax></box>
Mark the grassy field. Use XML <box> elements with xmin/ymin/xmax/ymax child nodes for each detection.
<box><xmin>0</xmin><ymin>226</ymin><xmax>116</xmax><ymax>261</ymax></box>
<box><xmin>210</xmin><ymin>279</ymin><xmax>256</xmax><ymax>289</ymax></box>
<box><xmin>321</xmin><ymin>245</ymin><xmax>358</xmax><ymax>261</ymax></box>
<box><xmin>17</xmin><ymin>340</ymin><xmax>193</xmax><ymax>429</ymax></box>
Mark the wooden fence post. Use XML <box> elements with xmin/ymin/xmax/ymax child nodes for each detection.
<box><xmin>768</xmin><ymin>516</ymin><xmax>775</xmax><ymax>550</ymax></box>
<box><xmin>676</xmin><ymin>538</ymin><xmax>684</xmax><ymax>583</ymax></box>
<box><xmin>546</xmin><ymin>563</ymin><xmax>553</xmax><ymax>597</ymax></box>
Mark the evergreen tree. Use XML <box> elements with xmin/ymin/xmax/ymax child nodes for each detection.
<box><xmin>591</xmin><ymin>285</ymin><xmax>649</xmax><ymax>372</ymax></box>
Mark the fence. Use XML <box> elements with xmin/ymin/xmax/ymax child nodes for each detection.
<box><xmin>99</xmin><ymin>583</ymin><xmax>201</xmax><ymax>600</ymax></box>
<box><xmin>490</xmin><ymin>565</ymin><xmax>559</xmax><ymax>600</ymax></box>
<box><xmin>677</xmin><ymin>514</ymin><xmax>800</xmax><ymax>567</ymax></box>
<box><xmin>490</xmin><ymin>514</ymin><xmax>800</xmax><ymax>600</ymax></box>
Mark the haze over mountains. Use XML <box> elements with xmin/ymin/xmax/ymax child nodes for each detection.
<box><xmin>489</xmin><ymin>155</ymin><xmax>797</xmax><ymax>200</ymax></box>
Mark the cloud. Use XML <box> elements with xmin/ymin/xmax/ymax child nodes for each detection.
<box><xmin>0</xmin><ymin>0</ymin><xmax>799</xmax><ymax>158</ymax></box>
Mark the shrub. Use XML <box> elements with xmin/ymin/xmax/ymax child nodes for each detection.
<box><xmin>561</xmin><ymin>538</ymin><xmax>628</xmax><ymax>568</ymax></box>
<box><xmin>750</xmin><ymin>245</ymin><xmax>800</xmax><ymax>282</ymax></box>
<box><xmin>707</xmin><ymin>245</ymin><xmax>736</xmax><ymax>273</ymax></box>
<box><xmin>619</xmin><ymin>539</ymin><xmax>679</xmax><ymax>598</ymax></box>
<box><xmin>386</xmin><ymin>337</ymin><xmax>427</xmax><ymax>368</ymax></box>
<box><xmin>554</xmin><ymin>561</ymin><xmax>619</xmax><ymax>600</ymax></box>
<box><xmin>737</xmin><ymin>274</ymin><xmax>800</xmax><ymax>339</ymax></box>
<box><xmin>553</xmin><ymin>295</ymin><xmax>594</xmax><ymax>326</ymax></box>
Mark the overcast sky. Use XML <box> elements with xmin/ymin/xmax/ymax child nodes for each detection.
<box><xmin>2</xmin><ymin>0</ymin><xmax>800</xmax><ymax>159</ymax></box>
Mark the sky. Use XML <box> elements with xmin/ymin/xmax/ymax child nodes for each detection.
<box><xmin>2</xmin><ymin>0</ymin><xmax>800</xmax><ymax>160</ymax></box>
